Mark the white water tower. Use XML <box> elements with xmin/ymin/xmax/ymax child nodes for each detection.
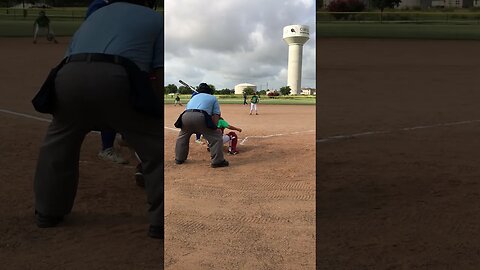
<box><xmin>283</xmin><ymin>25</ymin><xmax>310</xmax><ymax>95</ymax></box>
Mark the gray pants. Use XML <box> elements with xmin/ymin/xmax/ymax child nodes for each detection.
<box><xmin>34</xmin><ymin>62</ymin><xmax>164</xmax><ymax>227</ymax></box>
<box><xmin>175</xmin><ymin>111</ymin><xmax>224</xmax><ymax>165</ymax></box>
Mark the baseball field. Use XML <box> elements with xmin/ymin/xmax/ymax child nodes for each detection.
<box><xmin>4</xmin><ymin>21</ymin><xmax>480</xmax><ymax>270</ymax></box>
<box><xmin>0</xmin><ymin>37</ymin><xmax>315</xmax><ymax>269</ymax></box>
<box><xmin>318</xmin><ymin>38</ymin><xmax>480</xmax><ymax>269</ymax></box>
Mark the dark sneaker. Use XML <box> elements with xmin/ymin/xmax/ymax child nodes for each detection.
<box><xmin>35</xmin><ymin>211</ymin><xmax>64</xmax><ymax>228</ymax></box>
<box><xmin>211</xmin><ymin>160</ymin><xmax>229</xmax><ymax>168</ymax></box>
<box><xmin>148</xmin><ymin>225</ymin><xmax>164</xmax><ymax>239</ymax></box>
<box><xmin>175</xmin><ymin>159</ymin><xmax>184</xmax><ymax>164</ymax></box>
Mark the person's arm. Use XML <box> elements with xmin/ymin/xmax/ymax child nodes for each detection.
<box><xmin>212</xmin><ymin>98</ymin><xmax>221</xmax><ymax>126</ymax></box>
<box><xmin>151</xmin><ymin>14</ymin><xmax>163</xmax><ymax>98</ymax></box>
<box><xmin>151</xmin><ymin>67</ymin><xmax>164</xmax><ymax>99</ymax></box>
<box><xmin>227</xmin><ymin>124</ymin><xmax>242</xmax><ymax>132</ymax></box>
<box><xmin>212</xmin><ymin>114</ymin><xmax>220</xmax><ymax>127</ymax></box>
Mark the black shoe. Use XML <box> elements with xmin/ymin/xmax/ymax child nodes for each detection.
<box><xmin>35</xmin><ymin>211</ymin><xmax>64</xmax><ymax>228</ymax></box>
<box><xmin>148</xmin><ymin>225</ymin><xmax>164</xmax><ymax>239</ymax></box>
<box><xmin>211</xmin><ymin>160</ymin><xmax>229</xmax><ymax>168</ymax></box>
<box><xmin>175</xmin><ymin>159</ymin><xmax>184</xmax><ymax>164</ymax></box>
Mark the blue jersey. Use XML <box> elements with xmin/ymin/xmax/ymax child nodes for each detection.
<box><xmin>185</xmin><ymin>93</ymin><xmax>221</xmax><ymax>116</ymax></box>
<box><xmin>66</xmin><ymin>2</ymin><xmax>163</xmax><ymax>72</ymax></box>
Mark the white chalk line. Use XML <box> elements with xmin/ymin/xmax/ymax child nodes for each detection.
<box><xmin>317</xmin><ymin>119</ymin><xmax>480</xmax><ymax>143</ymax></box>
<box><xmin>0</xmin><ymin>108</ymin><xmax>315</xmax><ymax>145</ymax></box>
<box><xmin>0</xmin><ymin>108</ymin><xmax>178</xmax><ymax>132</ymax></box>
<box><xmin>240</xmin><ymin>129</ymin><xmax>315</xmax><ymax>145</ymax></box>
<box><xmin>0</xmin><ymin>109</ymin><xmax>52</xmax><ymax>123</ymax></box>
<box><xmin>165</xmin><ymin>126</ymin><xmax>177</xmax><ymax>131</ymax></box>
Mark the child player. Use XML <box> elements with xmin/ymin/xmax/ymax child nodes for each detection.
<box><xmin>216</xmin><ymin>117</ymin><xmax>242</xmax><ymax>155</ymax></box>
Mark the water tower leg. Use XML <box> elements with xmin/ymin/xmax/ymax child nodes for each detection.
<box><xmin>287</xmin><ymin>44</ymin><xmax>304</xmax><ymax>95</ymax></box>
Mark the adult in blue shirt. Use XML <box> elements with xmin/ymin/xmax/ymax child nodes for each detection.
<box><xmin>33</xmin><ymin>0</ymin><xmax>164</xmax><ymax>239</ymax></box>
<box><xmin>175</xmin><ymin>83</ymin><xmax>229</xmax><ymax>168</ymax></box>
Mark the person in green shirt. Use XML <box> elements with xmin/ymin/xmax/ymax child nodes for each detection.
<box><xmin>249</xmin><ymin>92</ymin><xmax>259</xmax><ymax>115</ymax></box>
<box><xmin>33</xmin><ymin>11</ymin><xmax>58</xmax><ymax>44</ymax></box>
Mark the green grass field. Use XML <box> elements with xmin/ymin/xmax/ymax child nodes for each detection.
<box><xmin>165</xmin><ymin>95</ymin><xmax>316</xmax><ymax>105</ymax></box>
<box><xmin>0</xmin><ymin>7</ymin><xmax>162</xmax><ymax>37</ymax></box>
<box><xmin>0</xmin><ymin>19</ymin><xmax>82</xmax><ymax>36</ymax></box>
<box><xmin>316</xmin><ymin>22</ymin><xmax>480</xmax><ymax>40</ymax></box>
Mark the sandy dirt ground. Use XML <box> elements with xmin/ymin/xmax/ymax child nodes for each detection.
<box><xmin>0</xmin><ymin>38</ymin><xmax>315</xmax><ymax>269</ymax></box>
<box><xmin>317</xmin><ymin>38</ymin><xmax>480</xmax><ymax>269</ymax></box>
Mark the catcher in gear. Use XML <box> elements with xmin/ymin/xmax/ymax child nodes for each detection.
<box><xmin>207</xmin><ymin>117</ymin><xmax>242</xmax><ymax>155</ymax></box>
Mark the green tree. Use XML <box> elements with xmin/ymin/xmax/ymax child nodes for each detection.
<box><xmin>258</xmin><ymin>90</ymin><xmax>267</xmax><ymax>95</ymax></box>
<box><xmin>208</xmin><ymin>84</ymin><xmax>216</xmax><ymax>94</ymax></box>
<box><xmin>317</xmin><ymin>0</ymin><xmax>323</xmax><ymax>10</ymax></box>
<box><xmin>279</xmin><ymin>86</ymin><xmax>291</xmax><ymax>96</ymax></box>
<box><xmin>164</xmin><ymin>84</ymin><xmax>178</xmax><ymax>94</ymax></box>
<box><xmin>217</xmin><ymin>88</ymin><xmax>233</xmax><ymax>95</ymax></box>
<box><xmin>371</xmin><ymin>0</ymin><xmax>401</xmax><ymax>21</ymax></box>
<box><xmin>178</xmin><ymin>86</ymin><xmax>191</xmax><ymax>94</ymax></box>
<box><xmin>243</xmin><ymin>87</ymin><xmax>255</xmax><ymax>95</ymax></box>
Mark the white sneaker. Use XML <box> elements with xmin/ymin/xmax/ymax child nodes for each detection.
<box><xmin>98</xmin><ymin>148</ymin><xmax>128</xmax><ymax>164</ymax></box>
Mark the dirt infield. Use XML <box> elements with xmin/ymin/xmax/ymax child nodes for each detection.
<box><xmin>164</xmin><ymin>104</ymin><xmax>315</xmax><ymax>269</ymax></box>
<box><xmin>0</xmin><ymin>38</ymin><xmax>315</xmax><ymax>269</ymax></box>
<box><xmin>318</xmin><ymin>39</ymin><xmax>480</xmax><ymax>269</ymax></box>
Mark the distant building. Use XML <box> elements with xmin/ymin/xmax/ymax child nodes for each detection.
<box><xmin>398</xmin><ymin>0</ymin><xmax>433</xmax><ymax>8</ymax></box>
<box><xmin>301</xmin><ymin>88</ymin><xmax>316</xmax><ymax>95</ymax></box>
<box><xmin>323</xmin><ymin>0</ymin><xmax>370</xmax><ymax>8</ymax></box>
<box><xmin>234</xmin><ymin>83</ymin><xmax>257</xmax><ymax>94</ymax></box>
<box><xmin>445</xmin><ymin>0</ymin><xmax>463</xmax><ymax>7</ymax></box>
<box><xmin>431</xmin><ymin>0</ymin><xmax>445</xmax><ymax>7</ymax></box>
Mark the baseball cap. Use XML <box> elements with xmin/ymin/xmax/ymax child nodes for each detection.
<box><xmin>198</xmin><ymin>83</ymin><xmax>213</xmax><ymax>94</ymax></box>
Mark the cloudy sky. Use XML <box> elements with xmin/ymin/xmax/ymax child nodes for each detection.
<box><xmin>165</xmin><ymin>0</ymin><xmax>316</xmax><ymax>91</ymax></box>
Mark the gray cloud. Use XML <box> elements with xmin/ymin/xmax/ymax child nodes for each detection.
<box><xmin>165</xmin><ymin>0</ymin><xmax>315</xmax><ymax>90</ymax></box>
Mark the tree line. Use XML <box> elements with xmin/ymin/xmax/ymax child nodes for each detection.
<box><xmin>164</xmin><ymin>84</ymin><xmax>293</xmax><ymax>96</ymax></box>
<box><xmin>0</xmin><ymin>0</ymin><xmax>164</xmax><ymax>7</ymax></box>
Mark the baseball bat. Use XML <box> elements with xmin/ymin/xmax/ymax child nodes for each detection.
<box><xmin>178</xmin><ymin>80</ymin><xmax>198</xmax><ymax>93</ymax></box>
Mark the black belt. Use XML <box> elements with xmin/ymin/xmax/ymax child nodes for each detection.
<box><xmin>185</xmin><ymin>109</ymin><xmax>204</xmax><ymax>113</ymax></box>
<box><xmin>65</xmin><ymin>53</ymin><xmax>128</xmax><ymax>65</ymax></box>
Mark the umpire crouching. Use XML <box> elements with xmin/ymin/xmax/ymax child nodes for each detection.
<box><xmin>33</xmin><ymin>0</ymin><xmax>164</xmax><ymax>239</ymax></box>
<box><xmin>174</xmin><ymin>83</ymin><xmax>229</xmax><ymax>168</ymax></box>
